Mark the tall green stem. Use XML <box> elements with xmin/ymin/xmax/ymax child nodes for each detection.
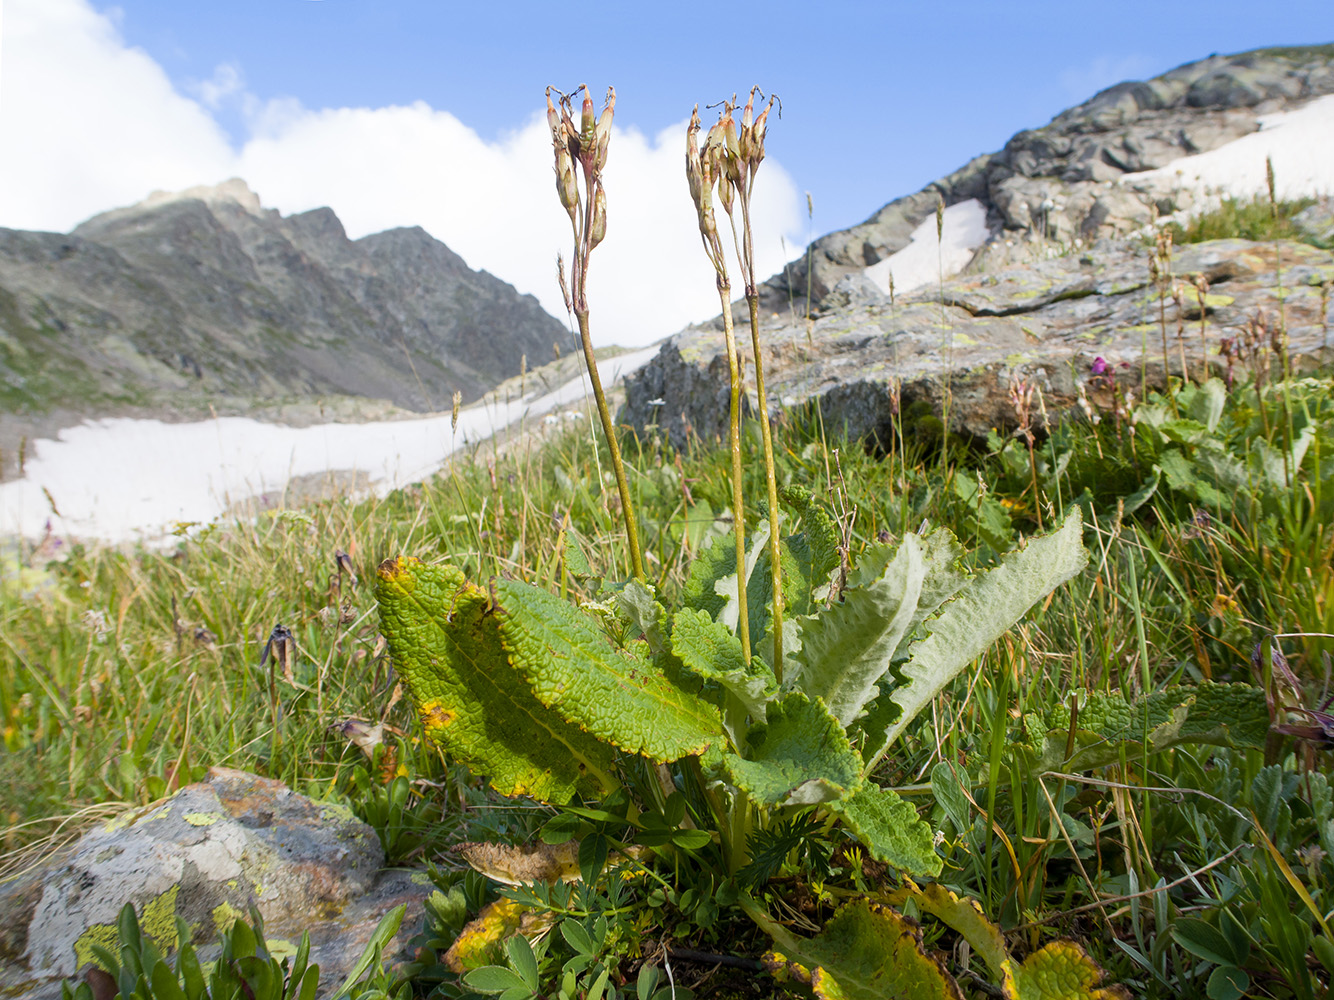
<box><xmin>574</xmin><ymin>308</ymin><xmax>644</xmax><ymax>582</ymax></box>
<box><xmin>718</xmin><ymin>282</ymin><xmax>751</xmax><ymax>665</ymax></box>
<box><xmin>740</xmin><ymin>211</ymin><xmax>783</xmax><ymax>678</ymax></box>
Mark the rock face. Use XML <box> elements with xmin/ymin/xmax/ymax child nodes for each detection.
<box><xmin>0</xmin><ymin>179</ymin><xmax>566</xmax><ymax>419</ymax></box>
<box><xmin>763</xmin><ymin>45</ymin><xmax>1334</xmax><ymax>315</ymax></box>
<box><xmin>0</xmin><ymin>768</ymin><xmax>429</xmax><ymax>997</ymax></box>
<box><xmin>625</xmin><ymin>237</ymin><xmax>1334</xmax><ymax>450</ymax></box>
<box><xmin>623</xmin><ymin>46</ymin><xmax>1334</xmax><ymax>446</ymax></box>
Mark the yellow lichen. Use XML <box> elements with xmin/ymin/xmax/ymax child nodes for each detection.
<box><xmin>183</xmin><ymin>812</ymin><xmax>220</xmax><ymax>827</ymax></box>
<box><xmin>212</xmin><ymin>900</ymin><xmax>245</xmax><ymax>935</ymax></box>
<box><xmin>75</xmin><ymin>885</ymin><xmax>180</xmax><ymax>969</ymax></box>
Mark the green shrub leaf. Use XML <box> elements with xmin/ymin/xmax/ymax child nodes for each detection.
<box><xmin>671</xmin><ymin>607</ymin><xmax>777</xmax><ymax>720</ymax></box>
<box><xmin>722</xmin><ymin>693</ymin><xmax>861</xmax><ymax>806</ymax></box>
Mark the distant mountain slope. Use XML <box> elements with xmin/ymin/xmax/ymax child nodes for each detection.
<box><xmin>0</xmin><ymin>179</ymin><xmax>566</xmax><ymax>420</ymax></box>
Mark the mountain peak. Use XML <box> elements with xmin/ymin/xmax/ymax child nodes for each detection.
<box><xmin>140</xmin><ymin>177</ymin><xmax>265</xmax><ymax>217</ymax></box>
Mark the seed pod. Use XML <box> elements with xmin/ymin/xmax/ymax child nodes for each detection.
<box><xmin>595</xmin><ymin>86</ymin><xmax>615</xmax><ymax>172</ymax></box>
<box><xmin>590</xmin><ymin>186</ymin><xmax>607</xmax><ymax>249</ymax></box>
<box><xmin>579</xmin><ymin>86</ymin><xmax>596</xmax><ymax>158</ymax></box>
<box><xmin>545</xmin><ymin>88</ymin><xmax>562</xmax><ymax>143</ymax></box>
<box><xmin>555</xmin><ymin>147</ymin><xmax>579</xmax><ymax>220</ymax></box>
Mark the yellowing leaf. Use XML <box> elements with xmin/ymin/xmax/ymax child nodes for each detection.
<box><xmin>444</xmin><ymin>899</ymin><xmax>526</xmax><ymax>973</ymax></box>
<box><xmin>760</xmin><ymin>899</ymin><xmax>963</xmax><ymax>1000</ymax></box>
<box><xmin>886</xmin><ymin>881</ymin><xmax>1130</xmax><ymax>999</ymax></box>
<box><xmin>376</xmin><ymin>558</ymin><xmax>615</xmax><ymax>801</ymax></box>
<box><xmin>1008</xmin><ymin>942</ymin><xmax>1131</xmax><ymax>1000</ymax></box>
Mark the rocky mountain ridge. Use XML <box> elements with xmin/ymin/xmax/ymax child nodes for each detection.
<box><xmin>622</xmin><ymin>45</ymin><xmax>1334</xmax><ymax>447</ymax></box>
<box><xmin>0</xmin><ymin>179</ymin><xmax>565</xmax><ymax>428</ymax></box>
<box><xmin>762</xmin><ymin>44</ymin><xmax>1334</xmax><ymax>314</ymax></box>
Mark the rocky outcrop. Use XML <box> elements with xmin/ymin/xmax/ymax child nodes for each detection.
<box><xmin>624</xmin><ymin>236</ymin><xmax>1334</xmax><ymax>449</ymax></box>
<box><xmin>0</xmin><ymin>179</ymin><xmax>566</xmax><ymax>420</ymax></box>
<box><xmin>0</xmin><ymin>767</ymin><xmax>428</xmax><ymax>998</ymax></box>
<box><xmin>763</xmin><ymin>45</ymin><xmax>1334</xmax><ymax>316</ymax></box>
<box><xmin>624</xmin><ymin>46</ymin><xmax>1334</xmax><ymax>448</ymax></box>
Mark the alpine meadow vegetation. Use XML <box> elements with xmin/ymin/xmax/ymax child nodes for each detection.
<box><xmin>2</xmin><ymin>84</ymin><xmax>1332</xmax><ymax>999</ymax></box>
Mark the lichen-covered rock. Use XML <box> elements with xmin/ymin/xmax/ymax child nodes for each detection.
<box><xmin>0</xmin><ymin>767</ymin><xmax>429</xmax><ymax>997</ymax></box>
<box><xmin>622</xmin><ymin>237</ymin><xmax>1334</xmax><ymax>448</ymax></box>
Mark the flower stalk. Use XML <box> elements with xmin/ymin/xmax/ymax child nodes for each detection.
<box><xmin>687</xmin><ymin>104</ymin><xmax>750</xmax><ymax>664</ymax></box>
<box><xmin>731</xmin><ymin>89</ymin><xmax>785</xmax><ymax>679</ymax></box>
<box><xmin>547</xmin><ymin>85</ymin><xmax>645</xmax><ymax>582</ymax></box>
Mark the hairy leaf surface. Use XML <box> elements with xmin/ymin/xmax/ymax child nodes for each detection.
<box><xmin>797</xmin><ymin>535</ymin><xmax>926</xmax><ymax>726</ymax></box>
<box><xmin>867</xmin><ymin>508</ymin><xmax>1088</xmax><ymax>764</ymax></box>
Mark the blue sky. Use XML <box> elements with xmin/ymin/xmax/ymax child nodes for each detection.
<box><xmin>2</xmin><ymin>1</ymin><xmax>1331</xmax><ymax>345</ymax></box>
<box><xmin>103</xmin><ymin>1</ymin><xmax>1334</xmax><ymax>234</ymax></box>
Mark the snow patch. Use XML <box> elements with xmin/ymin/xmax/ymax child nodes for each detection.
<box><xmin>0</xmin><ymin>346</ymin><xmax>660</xmax><ymax>543</ymax></box>
<box><xmin>1133</xmin><ymin>93</ymin><xmax>1334</xmax><ymax>203</ymax></box>
<box><xmin>864</xmin><ymin>197</ymin><xmax>990</xmax><ymax>297</ymax></box>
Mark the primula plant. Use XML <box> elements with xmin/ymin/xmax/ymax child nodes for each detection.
<box><xmin>374</xmin><ymin>86</ymin><xmax>1131</xmax><ymax>999</ymax></box>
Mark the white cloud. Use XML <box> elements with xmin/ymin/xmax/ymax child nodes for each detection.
<box><xmin>0</xmin><ymin>0</ymin><xmax>235</xmax><ymax>232</ymax></box>
<box><xmin>189</xmin><ymin>61</ymin><xmax>246</xmax><ymax>111</ymax></box>
<box><xmin>0</xmin><ymin>0</ymin><xmax>805</xmax><ymax>347</ymax></box>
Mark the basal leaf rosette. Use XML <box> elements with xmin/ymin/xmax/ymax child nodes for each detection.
<box><xmin>375</xmin><ymin>558</ymin><xmax>615</xmax><ymax>802</ymax></box>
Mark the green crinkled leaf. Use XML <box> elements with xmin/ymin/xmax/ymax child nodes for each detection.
<box><xmin>828</xmin><ymin>782</ymin><xmax>941</xmax><ymax>877</ymax></box>
<box><xmin>723</xmin><ymin>693</ymin><xmax>861</xmax><ymax>807</ymax></box>
<box><xmin>760</xmin><ymin>899</ymin><xmax>963</xmax><ymax>1000</ymax></box>
<box><xmin>375</xmin><ymin>559</ymin><xmax>614</xmax><ymax>801</ymax></box>
<box><xmin>682</xmin><ymin>530</ymin><xmax>734</xmax><ymax>621</ymax></box>
<box><xmin>886</xmin><ymin>882</ymin><xmax>1130</xmax><ymax>999</ymax></box>
<box><xmin>671</xmin><ymin>607</ymin><xmax>777</xmax><ymax>721</ymax></box>
<box><xmin>868</xmin><ymin>508</ymin><xmax>1088</xmax><ymax>764</ymax></box>
<box><xmin>714</xmin><ymin>522</ymin><xmax>771</xmax><ymax>637</ymax></box>
<box><xmin>779</xmin><ymin>485</ymin><xmax>842</xmax><ymax>601</ymax></box>
<box><xmin>1018</xmin><ymin>682</ymin><xmax>1269</xmax><ymax>773</ymax></box>
<box><xmin>1008</xmin><ymin>941</ymin><xmax>1131</xmax><ymax>1000</ymax></box>
<box><xmin>493</xmin><ymin>578</ymin><xmax>723</xmax><ymax>762</ymax></box>
<box><xmin>796</xmin><ymin>535</ymin><xmax>926</xmax><ymax>727</ymax></box>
